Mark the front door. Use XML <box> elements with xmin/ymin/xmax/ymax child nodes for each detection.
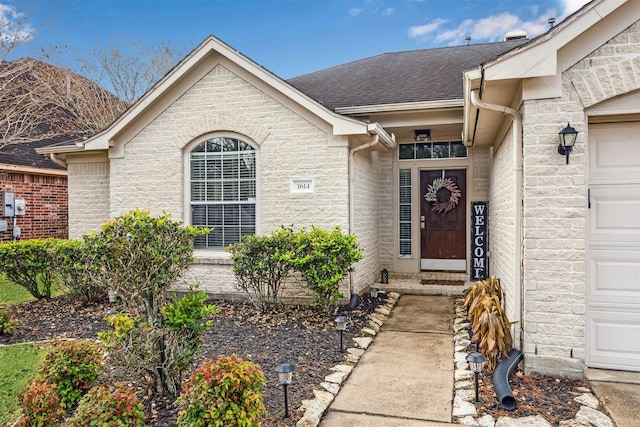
<box><xmin>420</xmin><ymin>169</ymin><xmax>466</xmax><ymax>271</ymax></box>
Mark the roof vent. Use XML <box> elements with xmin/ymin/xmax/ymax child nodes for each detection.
<box><xmin>504</xmin><ymin>30</ymin><xmax>527</xmax><ymax>41</ymax></box>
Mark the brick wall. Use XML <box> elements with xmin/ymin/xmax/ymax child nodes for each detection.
<box><xmin>520</xmin><ymin>20</ymin><xmax>640</xmax><ymax>376</ymax></box>
<box><xmin>0</xmin><ymin>170</ymin><xmax>68</xmax><ymax>241</ymax></box>
<box><xmin>105</xmin><ymin>64</ymin><xmax>352</xmax><ymax>296</ymax></box>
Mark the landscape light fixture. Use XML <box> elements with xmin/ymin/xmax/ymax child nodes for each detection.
<box><xmin>380</xmin><ymin>268</ymin><xmax>389</xmax><ymax>284</ymax></box>
<box><xmin>370</xmin><ymin>287</ymin><xmax>379</xmax><ymax>308</ymax></box>
<box><xmin>466</xmin><ymin>351</ymin><xmax>487</xmax><ymax>403</ymax></box>
<box><xmin>275</xmin><ymin>363</ymin><xmax>294</xmax><ymax>418</ymax></box>
<box><xmin>334</xmin><ymin>316</ymin><xmax>348</xmax><ymax>353</ymax></box>
<box><xmin>414</xmin><ymin>129</ymin><xmax>431</xmax><ymax>141</ymax></box>
<box><xmin>558</xmin><ymin>122</ymin><xmax>578</xmax><ymax>164</ymax></box>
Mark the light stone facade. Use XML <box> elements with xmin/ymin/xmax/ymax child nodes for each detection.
<box><xmin>515</xmin><ymin>19</ymin><xmax>640</xmax><ymax>376</ymax></box>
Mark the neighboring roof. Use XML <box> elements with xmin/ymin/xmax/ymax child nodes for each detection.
<box><xmin>0</xmin><ymin>137</ymin><xmax>76</xmax><ymax>171</ymax></box>
<box><xmin>287</xmin><ymin>39</ymin><xmax>528</xmax><ymax>111</ymax></box>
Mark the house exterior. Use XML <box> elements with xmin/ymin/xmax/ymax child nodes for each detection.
<box><xmin>1</xmin><ymin>139</ymin><xmax>69</xmax><ymax>241</ymax></box>
<box><xmin>38</xmin><ymin>0</ymin><xmax>639</xmax><ymax>377</ymax></box>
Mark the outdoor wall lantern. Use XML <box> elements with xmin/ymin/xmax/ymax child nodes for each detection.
<box><xmin>414</xmin><ymin>129</ymin><xmax>431</xmax><ymax>141</ymax></box>
<box><xmin>334</xmin><ymin>316</ymin><xmax>348</xmax><ymax>353</ymax></box>
<box><xmin>380</xmin><ymin>268</ymin><xmax>389</xmax><ymax>284</ymax></box>
<box><xmin>466</xmin><ymin>352</ymin><xmax>487</xmax><ymax>403</ymax></box>
<box><xmin>370</xmin><ymin>287</ymin><xmax>379</xmax><ymax>308</ymax></box>
<box><xmin>275</xmin><ymin>363</ymin><xmax>294</xmax><ymax>418</ymax></box>
<box><xmin>558</xmin><ymin>122</ymin><xmax>578</xmax><ymax>164</ymax></box>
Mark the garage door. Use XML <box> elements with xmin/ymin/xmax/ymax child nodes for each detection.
<box><xmin>587</xmin><ymin>121</ymin><xmax>640</xmax><ymax>372</ymax></box>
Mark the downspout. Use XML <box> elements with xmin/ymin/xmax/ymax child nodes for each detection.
<box><xmin>347</xmin><ymin>134</ymin><xmax>380</xmax><ymax>299</ymax></box>
<box><xmin>469</xmin><ymin>89</ymin><xmax>524</xmax><ymax>352</ymax></box>
<box><xmin>50</xmin><ymin>153</ymin><xmax>67</xmax><ymax>168</ymax></box>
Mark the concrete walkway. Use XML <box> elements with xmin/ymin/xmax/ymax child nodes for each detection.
<box><xmin>320</xmin><ymin>295</ymin><xmax>459</xmax><ymax>426</ymax></box>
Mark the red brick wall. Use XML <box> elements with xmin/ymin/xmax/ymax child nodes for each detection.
<box><xmin>1</xmin><ymin>171</ymin><xmax>68</xmax><ymax>241</ymax></box>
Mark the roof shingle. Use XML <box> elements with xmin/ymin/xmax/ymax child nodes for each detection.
<box><xmin>287</xmin><ymin>40</ymin><xmax>527</xmax><ymax>111</ymax></box>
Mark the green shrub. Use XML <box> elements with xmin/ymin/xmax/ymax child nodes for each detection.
<box><xmin>227</xmin><ymin>226</ymin><xmax>296</xmax><ymax>312</ymax></box>
<box><xmin>17</xmin><ymin>377</ymin><xmax>65</xmax><ymax>427</ymax></box>
<box><xmin>0</xmin><ymin>306</ymin><xmax>17</xmax><ymax>334</ymax></box>
<box><xmin>51</xmin><ymin>239</ymin><xmax>105</xmax><ymax>304</ymax></box>
<box><xmin>66</xmin><ymin>383</ymin><xmax>145</xmax><ymax>427</ymax></box>
<box><xmin>289</xmin><ymin>226</ymin><xmax>363</xmax><ymax>315</ymax></box>
<box><xmin>177</xmin><ymin>355</ymin><xmax>266</xmax><ymax>427</ymax></box>
<box><xmin>38</xmin><ymin>340</ymin><xmax>104</xmax><ymax>407</ymax></box>
<box><xmin>0</xmin><ymin>239</ymin><xmax>59</xmax><ymax>299</ymax></box>
<box><xmin>84</xmin><ymin>208</ymin><xmax>212</xmax><ymax>395</ymax></box>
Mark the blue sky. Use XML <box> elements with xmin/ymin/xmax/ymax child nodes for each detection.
<box><xmin>5</xmin><ymin>0</ymin><xmax>590</xmax><ymax>79</ymax></box>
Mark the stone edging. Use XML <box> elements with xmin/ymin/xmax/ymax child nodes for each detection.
<box><xmin>452</xmin><ymin>298</ymin><xmax>615</xmax><ymax>427</ymax></box>
<box><xmin>295</xmin><ymin>292</ymin><xmax>400</xmax><ymax>427</ymax></box>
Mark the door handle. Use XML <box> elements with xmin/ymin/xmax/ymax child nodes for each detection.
<box><xmin>421</xmin><ymin>222</ymin><xmax>425</xmax><ymax>229</ymax></box>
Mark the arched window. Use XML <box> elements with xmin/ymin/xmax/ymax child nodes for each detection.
<box><xmin>189</xmin><ymin>137</ymin><xmax>256</xmax><ymax>249</ymax></box>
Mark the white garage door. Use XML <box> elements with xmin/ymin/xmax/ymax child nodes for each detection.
<box><xmin>587</xmin><ymin>121</ymin><xmax>640</xmax><ymax>371</ymax></box>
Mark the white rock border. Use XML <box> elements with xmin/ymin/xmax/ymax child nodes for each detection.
<box><xmin>452</xmin><ymin>298</ymin><xmax>614</xmax><ymax>427</ymax></box>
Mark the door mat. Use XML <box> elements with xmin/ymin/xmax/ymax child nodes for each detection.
<box><xmin>420</xmin><ymin>279</ymin><xmax>465</xmax><ymax>286</ymax></box>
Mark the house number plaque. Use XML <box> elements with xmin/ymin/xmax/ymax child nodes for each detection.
<box><xmin>290</xmin><ymin>178</ymin><xmax>314</xmax><ymax>194</ymax></box>
<box><xmin>471</xmin><ymin>202</ymin><xmax>488</xmax><ymax>281</ymax></box>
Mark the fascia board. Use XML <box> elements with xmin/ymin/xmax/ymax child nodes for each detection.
<box><xmin>83</xmin><ymin>36</ymin><xmax>368</xmax><ymax>150</ymax></box>
<box><xmin>336</xmin><ymin>99</ymin><xmax>464</xmax><ymax>115</ymax></box>
<box><xmin>0</xmin><ymin>163</ymin><xmax>67</xmax><ymax>176</ymax></box>
<box><xmin>483</xmin><ymin>0</ymin><xmax>626</xmax><ymax>81</ymax></box>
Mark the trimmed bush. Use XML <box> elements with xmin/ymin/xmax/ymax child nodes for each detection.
<box><xmin>289</xmin><ymin>226</ymin><xmax>363</xmax><ymax>315</ymax></box>
<box><xmin>177</xmin><ymin>355</ymin><xmax>266</xmax><ymax>427</ymax></box>
<box><xmin>227</xmin><ymin>226</ymin><xmax>296</xmax><ymax>312</ymax></box>
<box><xmin>0</xmin><ymin>239</ymin><xmax>58</xmax><ymax>299</ymax></box>
<box><xmin>51</xmin><ymin>239</ymin><xmax>105</xmax><ymax>304</ymax></box>
<box><xmin>38</xmin><ymin>340</ymin><xmax>104</xmax><ymax>407</ymax></box>
<box><xmin>66</xmin><ymin>383</ymin><xmax>145</xmax><ymax>427</ymax></box>
<box><xmin>17</xmin><ymin>377</ymin><xmax>65</xmax><ymax>427</ymax></box>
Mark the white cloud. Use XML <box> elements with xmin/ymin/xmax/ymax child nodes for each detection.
<box><xmin>349</xmin><ymin>7</ymin><xmax>364</xmax><ymax>17</ymax></box>
<box><xmin>562</xmin><ymin>0</ymin><xmax>591</xmax><ymax>18</ymax></box>
<box><xmin>0</xmin><ymin>4</ymin><xmax>34</xmax><ymax>46</ymax></box>
<box><xmin>382</xmin><ymin>7</ymin><xmax>395</xmax><ymax>17</ymax></box>
<box><xmin>408</xmin><ymin>18</ymin><xmax>448</xmax><ymax>38</ymax></box>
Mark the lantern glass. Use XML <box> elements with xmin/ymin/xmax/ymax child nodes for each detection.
<box><xmin>559</xmin><ymin>123</ymin><xmax>578</xmax><ymax>147</ymax></box>
<box><xmin>275</xmin><ymin>363</ymin><xmax>294</xmax><ymax>385</ymax></box>
<box><xmin>370</xmin><ymin>287</ymin><xmax>379</xmax><ymax>298</ymax></box>
<box><xmin>466</xmin><ymin>352</ymin><xmax>486</xmax><ymax>373</ymax></box>
<box><xmin>334</xmin><ymin>316</ymin><xmax>348</xmax><ymax>331</ymax></box>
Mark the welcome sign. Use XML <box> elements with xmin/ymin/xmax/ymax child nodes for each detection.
<box><xmin>471</xmin><ymin>202</ymin><xmax>488</xmax><ymax>280</ymax></box>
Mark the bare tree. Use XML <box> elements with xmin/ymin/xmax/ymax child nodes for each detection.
<box><xmin>77</xmin><ymin>37</ymin><xmax>187</xmax><ymax>105</ymax></box>
<box><xmin>0</xmin><ymin>57</ymin><xmax>127</xmax><ymax>149</ymax></box>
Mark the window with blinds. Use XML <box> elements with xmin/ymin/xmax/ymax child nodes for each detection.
<box><xmin>190</xmin><ymin>137</ymin><xmax>256</xmax><ymax>249</ymax></box>
<box><xmin>399</xmin><ymin>169</ymin><xmax>412</xmax><ymax>258</ymax></box>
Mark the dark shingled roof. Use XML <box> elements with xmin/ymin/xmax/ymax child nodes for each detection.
<box><xmin>287</xmin><ymin>40</ymin><xmax>528</xmax><ymax>111</ymax></box>
<box><xmin>0</xmin><ymin>137</ymin><xmax>76</xmax><ymax>170</ymax></box>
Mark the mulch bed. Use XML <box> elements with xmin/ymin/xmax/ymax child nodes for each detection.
<box><xmin>3</xmin><ymin>294</ymin><xmax>597</xmax><ymax>426</ymax></box>
<box><xmin>2</xmin><ymin>295</ymin><xmax>375</xmax><ymax>426</ymax></box>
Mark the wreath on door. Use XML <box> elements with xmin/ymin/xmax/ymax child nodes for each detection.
<box><xmin>424</xmin><ymin>177</ymin><xmax>461</xmax><ymax>213</ymax></box>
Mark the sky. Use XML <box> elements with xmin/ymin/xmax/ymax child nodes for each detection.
<box><xmin>4</xmin><ymin>0</ymin><xmax>591</xmax><ymax>80</ymax></box>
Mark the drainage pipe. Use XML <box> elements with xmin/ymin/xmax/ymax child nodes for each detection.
<box><xmin>493</xmin><ymin>348</ymin><xmax>524</xmax><ymax>411</ymax></box>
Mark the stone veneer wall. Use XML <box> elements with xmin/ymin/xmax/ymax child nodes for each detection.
<box><xmin>377</xmin><ymin>150</ymin><xmax>395</xmax><ymax>271</ymax></box>
<box><xmin>350</xmin><ymin>149</ymin><xmax>382</xmax><ymax>294</ymax></box>
<box><xmin>107</xmin><ymin>64</ymin><xmax>352</xmax><ymax>297</ymax></box>
<box><xmin>521</xmin><ymin>20</ymin><xmax>640</xmax><ymax>377</ymax></box>
<box><xmin>66</xmin><ymin>160</ymin><xmax>110</xmax><ymax>239</ymax></box>
<box><xmin>487</xmin><ymin>126</ymin><xmax>519</xmax><ymax>331</ymax></box>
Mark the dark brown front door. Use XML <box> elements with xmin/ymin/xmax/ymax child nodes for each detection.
<box><xmin>420</xmin><ymin>169</ymin><xmax>466</xmax><ymax>271</ymax></box>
